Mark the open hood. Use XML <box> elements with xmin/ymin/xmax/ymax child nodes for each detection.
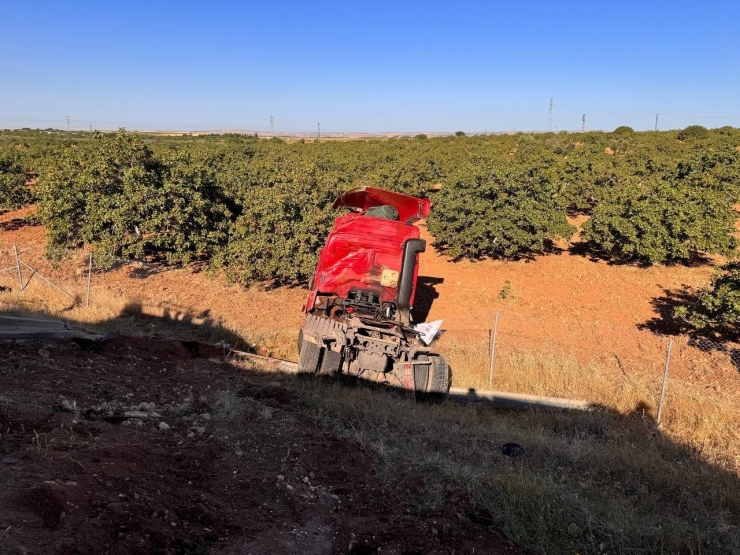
<box><xmin>332</xmin><ymin>187</ymin><xmax>431</xmax><ymax>224</ymax></box>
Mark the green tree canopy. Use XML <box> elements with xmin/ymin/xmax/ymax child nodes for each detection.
<box><xmin>675</xmin><ymin>262</ymin><xmax>740</xmax><ymax>335</ymax></box>
<box><xmin>427</xmin><ymin>163</ymin><xmax>574</xmax><ymax>260</ymax></box>
<box><xmin>0</xmin><ymin>145</ymin><xmax>32</xmax><ymax>210</ymax></box>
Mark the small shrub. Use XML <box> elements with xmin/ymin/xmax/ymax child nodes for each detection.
<box><xmin>499</xmin><ymin>280</ymin><xmax>512</xmax><ymax>299</ymax></box>
<box><xmin>678</xmin><ymin>125</ymin><xmax>709</xmax><ymax>141</ymax></box>
<box><xmin>212</xmin><ymin>390</ymin><xmax>246</xmax><ymax>421</ymax></box>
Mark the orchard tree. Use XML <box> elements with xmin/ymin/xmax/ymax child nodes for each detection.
<box><xmin>146</xmin><ymin>145</ymin><xmax>233</xmax><ymax>263</ymax></box>
<box><xmin>215</xmin><ymin>161</ymin><xmax>342</xmax><ymax>284</ymax></box>
<box><xmin>674</xmin><ymin>262</ymin><xmax>740</xmax><ymax>335</ymax></box>
<box><xmin>427</xmin><ymin>163</ymin><xmax>574</xmax><ymax>260</ymax></box>
<box><xmin>677</xmin><ymin>125</ymin><xmax>709</xmax><ymax>141</ymax></box>
<box><xmin>0</xmin><ymin>146</ymin><xmax>32</xmax><ymax>209</ymax></box>
<box><xmin>37</xmin><ymin>131</ymin><xmax>236</xmax><ymax>263</ymax></box>
<box><xmin>581</xmin><ymin>176</ymin><xmax>737</xmax><ymax>264</ymax></box>
<box><xmin>36</xmin><ymin>130</ymin><xmax>161</xmax><ymax>259</ymax></box>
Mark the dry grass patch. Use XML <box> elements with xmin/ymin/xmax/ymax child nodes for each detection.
<box><xmin>0</xmin><ymin>272</ymin><xmax>302</xmax><ymax>359</ymax></box>
<box><xmin>296</xmin><ymin>377</ymin><xmax>740</xmax><ymax>554</ymax></box>
<box><xmin>0</xmin><ymin>287</ymin><xmax>252</xmax><ymax>349</ymax></box>
<box><xmin>443</xmin><ymin>337</ymin><xmax>740</xmax><ymax>473</ymax></box>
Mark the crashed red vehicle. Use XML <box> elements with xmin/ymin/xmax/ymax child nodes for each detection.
<box><xmin>297</xmin><ymin>187</ymin><xmax>449</xmax><ymax>394</ymax></box>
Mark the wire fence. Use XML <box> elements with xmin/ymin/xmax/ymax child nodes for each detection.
<box><xmin>0</xmin><ymin>242</ymin><xmax>167</xmax><ymax>307</ymax></box>
<box><xmin>434</xmin><ymin>308</ymin><xmax>739</xmax><ymax>421</ymax></box>
<box><xmin>438</xmin><ymin>316</ymin><xmax>740</xmax><ymax>379</ymax></box>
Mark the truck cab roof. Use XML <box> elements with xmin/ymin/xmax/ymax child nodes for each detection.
<box><xmin>332</xmin><ymin>186</ymin><xmax>431</xmax><ymax>224</ymax></box>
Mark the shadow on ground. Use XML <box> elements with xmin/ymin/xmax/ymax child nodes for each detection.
<box><xmin>0</xmin><ymin>302</ymin><xmax>254</xmax><ymax>352</ymax></box>
<box><xmin>1</xmin><ymin>321</ymin><xmax>739</xmax><ymax>554</ymax></box>
<box><xmin>0</xmin><ymin>216</ymin><xmax>41</xmax><ymax>232</ymax></box>
<box><xmin>414</xmin><ymin>275</ymin><xmax>443</xmax><ymax>322</ymax></box>
<box><xmin>568</xmin><ymin>242</ymin><xmax>714</xmax><ymax>267</ymax></box>
<box><xmin>641</xmin><ymin>287</ymin><xmax>740</xmax><ymax>373</ymax></box>
<box><xmin>640</xmin><ymin>287</ymin><xmax>696</xmax><ymax>336</ymax></box>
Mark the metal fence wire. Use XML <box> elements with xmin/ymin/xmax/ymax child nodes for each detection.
<box><xmin>685</xmin><ymin>335</ymin><xmax>740</xmax><ymax>370</ymax></box>
<box><xmin>0</xmin><ymin>244</ymin><xmax>168</xmax><ymax>306</ymax></box>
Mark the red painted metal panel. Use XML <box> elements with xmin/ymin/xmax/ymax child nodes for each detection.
<box><xmin>306</xmin><ymin>189</ymin><xmax>430</xmax><ymax>312</ymax></box>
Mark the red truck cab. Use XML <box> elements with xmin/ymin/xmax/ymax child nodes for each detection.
<box><xmin>305</xmin><ymin>187</ymin><xmax>430</xmax><ymax>325</ymax></box>
<box><xmin>298</xmin><ymin>187</ymin><xmax>448</xmax><ymax>395</ymax></box>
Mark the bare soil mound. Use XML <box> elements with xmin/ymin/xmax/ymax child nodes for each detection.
<box><xmin>0</xmin><ymin>336</ymin><xmax>518</xmax><ymax>554</ymax></box>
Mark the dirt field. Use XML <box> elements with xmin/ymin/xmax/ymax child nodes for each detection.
<box><xmin>0</xmin><ymin>336</ymin><xmax>518</xmax><ymax>555</ymax></box>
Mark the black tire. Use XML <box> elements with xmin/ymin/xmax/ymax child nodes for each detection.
<box><xmin>414</xmin><ymin>353</ymin><xmax>450</xmax><ymax>395</ymax></box>
<box><xmin>298</xmin><ymin>338</ymin><xmax>322</xmax><ymax>374</ymax></box>
<box><xmin>319</xmin><ymin>348</ymin><xmax>342</xmax><ymax>375</ymax></box>
<box><xmin>413</xmin><ymin>357</ymin><xmax>430</xmax><ymax>392</ymax></box>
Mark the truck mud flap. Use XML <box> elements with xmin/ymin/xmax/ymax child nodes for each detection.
<box><xmin>298</xmin><ymin>340</ymin><xmax>342</xmax><ymax>375</ymax></box>
<box><xmin>319</xmin><ymin>349</ymin><xmax>342</xmax><ymax>375</ymax></box>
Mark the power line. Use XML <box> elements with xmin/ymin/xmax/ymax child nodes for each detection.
<box><xmin>654</xmin><ymin>113</ymin><xmax>659</xmax><ymax>131</ymax></box>
<box><xmin>546</xmin><ymin>98</ymin><xmax>553</xmax><ymax>131</ymax></box>
<box><xmin>581</xmin><ymin>114</ymin><xmax>586</xmax><ymax>132</ymax></box>
<box><xmin>65</xmin><ymin>115</ymin><xmax>70</xmax><ymax>131</ymax></box>
<box><xmin>269</xmin><ymin>115</ymin><xmax>274</xmax><ymax>133</ymax></box>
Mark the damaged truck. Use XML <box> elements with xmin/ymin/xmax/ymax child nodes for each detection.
<box><xmin>297</xmin><ymin>187</ymin><xmax>450</xmax><ymax>394</ymax></box>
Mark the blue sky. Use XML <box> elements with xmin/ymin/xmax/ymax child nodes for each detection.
<box><xmin>1</xmin><ymin>1</ymin><xmax>739</xmax><ymax>133</ymax></box>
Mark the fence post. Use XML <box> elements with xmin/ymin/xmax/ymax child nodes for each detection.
<box><xmin>13</xmin><ymin>243</ymin><xmax>23</xmax><ymax>291</ymax></box>
<box><xmin>86</xmin><ymin>252</ymin><xmax>93</xmax><ymax>307</ymax></box>
<box><xmin>488</xmin><ymin>310</ymin><xmax>499</xmax><ymax>387</ymax></box>
<box><xmin>656</xmin><ymin>338</ymin><xmax>673</xmax><ymax>426</ymax></box>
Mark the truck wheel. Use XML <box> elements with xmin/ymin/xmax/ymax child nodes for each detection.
<box><xmin>298</xmin><ymin>337</ymin><xmax>321</xmax><ymax>374</ymax></box>
<box><xmin>413</xmin><ymin>353</ymin><xmax>450</xmax><ymax>395</ymax></box>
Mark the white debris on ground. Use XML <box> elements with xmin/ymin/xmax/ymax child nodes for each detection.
<box><xmin>413</xmin><ymin>319</ymin><xmax>443</xmax><ymax>346</ymax></box>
